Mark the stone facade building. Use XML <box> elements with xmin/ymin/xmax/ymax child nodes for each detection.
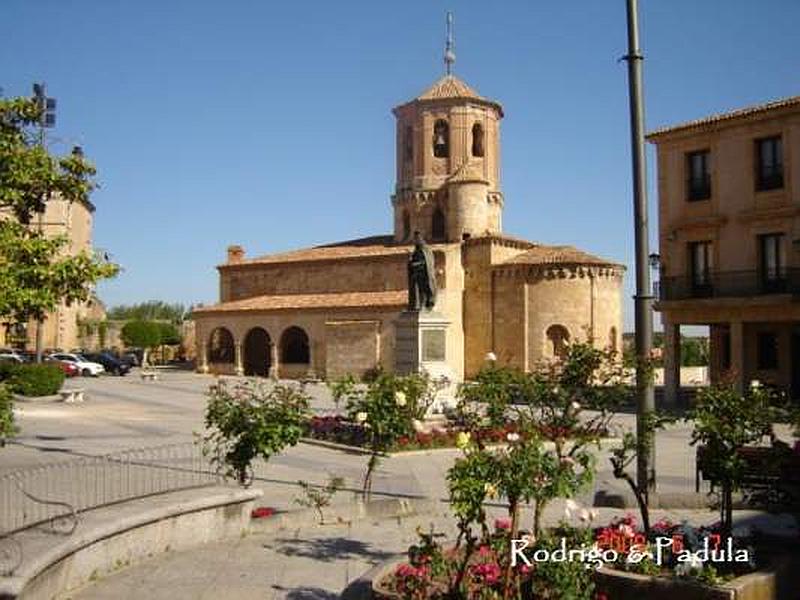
<box><xmin>649</xmin><ymin>95</ymin><xmax>800</xmax><ymax>403</ymax></box>
<box><xmin>193</xmin><ymin>71</ymin><xmax>624</xmax><ymax>380</ymax></box>
<box><xmin>0</xmin><ymin>194</ymin><xmax>103</xmax><ymax>352</ymax></box>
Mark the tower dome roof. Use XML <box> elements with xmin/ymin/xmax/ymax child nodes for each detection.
<box><xmin>394</xmin><ymin>74</ymin><xmax>504</xmax><ymax>116</ymax></box>
<box><xmin>417</xmin><ymin>74</ymin><xmax>483</xmax><ymax>101</ymax></box>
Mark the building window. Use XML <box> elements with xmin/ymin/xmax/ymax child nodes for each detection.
<box><xmin>471</xmin><ymin>123</ymin><xmax>485</xmax><ymax>157</ymax></box>
<box><xmin>432</xmin><ymin>207</ymin><xmax>446</xmax><ymax>241</ymax></box>
<box><xmin>755</xmin><ymin>136</ymin><xmax>783</xmax><ymax>191</ymax></box>
<box><xmin>686</xmin><ymin>150</ymin><xmax>711</xmax><ymax>201</ymax></box>
<box><xmin>689</xmin><ymin>241</ymin><xmax>713</xmax><ymax>295</ymax></box>
<box><xmin>546</xmin><ymin>325</ymin><xmax>570</xmax><ymax>359</ymax></box>
<box><xmin>759</xmin><ymin>233</ymin><xmax>786</xmax><ymax>292</ymax></box>
<box><xmin>402</xmin><ymin>210</ymin><xmax>410</xmax><ymax>241</ymax></box>
<box><xmin>757</xmin><ymin>332</ymin><xmax>779</xmax><ymax>370</ymax></box>
<box><xmin>280</xmin><ymin>326</ymin><xmax>309</xmax><ymax>364</ymax></box>
<box><xmin>403</xmin><ymin>125</ymin><xmax>413</xmax><ymax>163</ymax></box>
<box><xmin>433</xmin><ymin>119</ymin><xmax>449</xmax><ymax>158</ymax></box>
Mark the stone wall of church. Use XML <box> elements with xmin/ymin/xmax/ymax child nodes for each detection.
<box><xmin>462</xmin><ymin>238</ymin><xmax>534</xmax><ymax>377</ymax></box>
<box><xmin>484</xmin><ymin>265</ymin><xmax>624</xmax><ymax>373</ymax></box>
<box><xmin>525</xmin><ymin>268</ymin><xmax>624</xmax><ymax>368</ymax></box>
<box><xmin>221</xmin><ymin>256</ymin><xmax>409</xmax><ymax>302</ymax></box>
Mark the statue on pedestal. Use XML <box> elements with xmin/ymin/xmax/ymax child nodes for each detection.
<box><xmin>407</xmin><ymin>231</ymin><xmax>437</xmax><ymax>311</ymax></box>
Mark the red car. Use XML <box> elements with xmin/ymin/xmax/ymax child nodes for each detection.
<box><xmin>45</xmin><ymin>358</ymin><xmax>79</xmax><ymax>378</ymax></box>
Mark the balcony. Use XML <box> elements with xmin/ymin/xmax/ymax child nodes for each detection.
<box><xmin>657</xmin><ymin>269</ymin><xmax>800</xmax><ymax>301</ymax></box>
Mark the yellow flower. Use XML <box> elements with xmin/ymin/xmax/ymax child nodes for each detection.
<box><xmin>355</xmin><ymin>412</ymin><xmax>368</xmax><ymax>424</ymax></box>
<box><xmin>395</xmin><ymin>391</ymin><xmax>407</xmax><ymax>407</ymax></box>
<box><xmin>456</xmin><ymin>431</ymin><xmax>471</xmax><ymax>449</ymax></box>
<box><xmin>484</xmin><ymin>482</ymin><xmax>498</xmax><ymax>498</ymax></box>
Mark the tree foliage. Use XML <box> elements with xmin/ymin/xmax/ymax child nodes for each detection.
<box><xmin>0</xmin><ymin>96</ymin><xmax>118</xmax><ymax>325</ymax></box>
<box><xmin>120</xmin><ymin>320</ymin><xmax>162</xmax><ymax>349</ymax></box>
<box><xmin>107</xmin><ymin>300</ymin><xmax>186</xmax><ymax>323</ymax></box>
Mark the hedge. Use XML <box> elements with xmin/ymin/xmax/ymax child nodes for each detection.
<box><xmin>0</xmin><ymin>363</ymin><xmax>65</xmax><ymax>397</ymax></box>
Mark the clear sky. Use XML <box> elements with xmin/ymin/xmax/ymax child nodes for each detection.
<box><xmin>2</xmin><ymin>0</ymin><xmax>798</xmax><ymax>330</ymax></box>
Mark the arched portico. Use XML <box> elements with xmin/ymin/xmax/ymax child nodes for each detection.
<box><xmin>243</xmin><ymin>327</ymin><xmax>271</xmax><ymax>377</ymax></box>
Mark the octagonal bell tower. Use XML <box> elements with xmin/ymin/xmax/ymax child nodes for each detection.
<box><xmin>391</xmin><ymin>16</ymin><xmax>504</xmax><ymax>244</ymax></box>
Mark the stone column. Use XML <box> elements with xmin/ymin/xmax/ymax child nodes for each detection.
<box><xmin>269</xmin><ymin>342</ymin><xmax>279</xmax><ymax>380</ymax></box>
<box><xmin>730</xmin><ymin>321</ymin><xmax>745</xmax><ymax>394</ymax></box>
<box><xmin>199</xmin><ymin>339</ymin><xmax>209</xmax><ymax>374</ymax></box>
<box><xmin>662</xmin><ymin>319</ymin><xmax>681</xmax><ymax>409</ymax></box>
<box><xmin>234</xmin><ymin>341</ymin><xmax>244</xmax><ymax>376</ymax></box>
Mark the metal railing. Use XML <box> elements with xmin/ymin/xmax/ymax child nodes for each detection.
<box><xmin>0</xmin><ymin>442</ymin><xmax>220</xmax><ymax>539</ymax></box>
<box><xmin>657</xmin><ymin>269</ymin><xmax>800</xmax><ymax>301</ymax></box>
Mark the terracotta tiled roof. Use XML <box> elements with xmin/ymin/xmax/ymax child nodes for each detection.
<box><xmin>499</xmin><ymin>245</ymin><xmax>622</xmax><ymax>268</ymax></box>
<box><xmin>647</xmin><ymin>94</ymin><xmax>800</xmax><ymax>140</ymax></box>
<box><xmin>227</xmin><ymin>235</ymin><xmax>410</xmax><ymax>267</ymax></box>
<box><xmin>193</xmin><ymin>290</ymin><xmax>407</xmax><ymax>314</ymax></box>
<box><xmin>417</xmin><ymin>75</ymin><xmax>484</xmax><ymax>101</ymax></box>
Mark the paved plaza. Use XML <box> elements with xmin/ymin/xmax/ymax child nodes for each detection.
<box><xmin>2</xmin><ymin>371</ymin><xmax>795</xmax><ymax>599</ymax></box>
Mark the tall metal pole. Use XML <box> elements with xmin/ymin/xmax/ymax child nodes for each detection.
<box><xmin>623</xmin><ymin>0</ymin><xmax>656</xmax><ymax>497</ymax></box>
<box><xmin>34</xmin><ymin>82</ymin><xmax>47</xmax><ymax>363</ymax></box>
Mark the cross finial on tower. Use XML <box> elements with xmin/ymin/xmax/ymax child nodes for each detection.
<box><xmin>444</xmin><ymin>11</ymin><xmax>455</xmax><ymax>75</ymax></box>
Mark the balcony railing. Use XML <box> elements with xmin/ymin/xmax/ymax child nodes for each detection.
<box><xmin>657</xmin><ymin>269</ymin><xmax>800</xmax><ymax>301</ymax></box>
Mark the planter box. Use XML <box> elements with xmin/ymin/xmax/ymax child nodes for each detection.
<box><xmin>369</xmin><ymin>557</ymin><xmax>799</xmax><ymax>600</ymax></box>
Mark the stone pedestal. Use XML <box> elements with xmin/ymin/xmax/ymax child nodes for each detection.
<box><xmin>394</xmin><ymin>310</ymin><xmax>457</xmax><ymax>413</ymax></box>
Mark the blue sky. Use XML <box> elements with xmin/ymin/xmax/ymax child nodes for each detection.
<box><xmin>3</xmin><ymin>0</ymin><xmax>798</xmax><ymax>330</ymax></box>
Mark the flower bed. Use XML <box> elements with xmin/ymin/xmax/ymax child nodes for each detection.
<box><xmin>305</xmin><ymin>416</ymin><xmax>605</xmax><ymax>453</ymax></box>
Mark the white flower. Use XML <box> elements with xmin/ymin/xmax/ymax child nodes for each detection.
<box><xmin>750</xmin><ymin>380</ymin><xmax>761</xmax><ymax>389</ymax></box>
<box><xmin>564</xmin><ymin>499</ymin><xmax>581</xmax><ymax>519</ymax></box>
<box><xmin>395</xmin><ymin>391</ymin><xmax>407</xmax><ymax>407</ymax></box>
<box><xmin>355</xmin><ymin>412</ymin><xmax>368</xmax><ymax>424</ymax></box>
<box><xmin>485</xmin><ymin>351</ymin><xmax>497</xmax><ymax>362</ymax></box>
<box><xmin>506</xmin><ymin>432</ymin><xmax>520</xmax><ymax>443</ymax></box>
<box><xmin>570</xmin><ymin>401</ymin><xmax>581</xmax><ymax>411</ymax></box>
<box><xmin>578</xmin><ymin>508</ymin><xmax>599</xmax><ymax>523</ymax></box>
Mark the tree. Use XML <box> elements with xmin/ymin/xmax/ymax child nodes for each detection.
<box><xmin>120</xmin><ymin>320</ymin><xmax>162</xmax><ymax>366</ymax></box>
<box><xmin>0</xmin><ymin>96</ymin><xmax>118</xmax><ymax>333</ymax></box>
<box><xmin>108</xmin><ymin>301</ymin><xmax>186</xmax><ymax>323</ymax></box>
<box><xmin>158</xmin><ymin>322</ymin><xmax>181</xmax><ymax>346</ymax></box>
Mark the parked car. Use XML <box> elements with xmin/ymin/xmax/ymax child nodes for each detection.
<box><xmin>83</xmin><ymin>352</ymin><xmax>130</xmax><ymax>376</ymax></box>
<box><xmin>48</xmin><ymin>353</ymin><xmax>105</xmax><ymax>377</ymax></box>
<box><xmin>44</xmin><ymin>357</ymin><xmax>80</xmax><ymax>377</ymax></box>
<box><xmin>0</xmin><ymin>353</ymin><xmax>23</xmax><ymax>364</ymax></box>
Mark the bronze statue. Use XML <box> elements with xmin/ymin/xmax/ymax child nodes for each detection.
<box><xmin>408</xmin><ymin>231</ymin><xmax>437</xmax><ymax>311</ymax></box>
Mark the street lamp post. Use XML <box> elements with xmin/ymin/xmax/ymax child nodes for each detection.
<box><xmin>622</xmin><ymin>0</ymin><xmax>656</xmax><ymax>498</ymax></box>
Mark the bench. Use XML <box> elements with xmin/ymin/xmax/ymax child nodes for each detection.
<box><xmin>696</xmin><ymin>444</ymin><xmax>800</xmax><ymax>505</ymax></box>
<box><xmin>140</xmin><ymin>371</ymin><xmax>158</xmax><ymax>381</ymax></box>
<box><xmin>60</xmin><ymin>388</ymin><xmax>86</xmax><ymax>403</ymax></box>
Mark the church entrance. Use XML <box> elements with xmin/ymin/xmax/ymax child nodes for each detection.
<box><xmin>244</xmin><ymin>327</ymin><xmax>271</xmax><ymax>377</ymax></box>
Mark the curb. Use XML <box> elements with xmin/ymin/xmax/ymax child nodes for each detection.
<box><xmin>0</xmin><ymin>486</ymin><xmax>261</xmax><ymax>600</ymax></box>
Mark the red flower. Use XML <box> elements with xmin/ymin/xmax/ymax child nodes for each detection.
<box><xmin>251</xmin><ymin>506</ymin><xmax>275</xmax><ymax>519</ymax></box>
<box><xmin>494</xmin><ymin>518</ymin><xmax>512</xmax><ymax>531</ymax></box>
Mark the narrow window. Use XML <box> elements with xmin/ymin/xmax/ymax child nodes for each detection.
<box><xmin>403</xmin><ymin>125</ymin><xmax>413</xmax><ymax>162</ymax></box>
<box><xmin>433</xmin><ymin>119</ymin><xmax>449</xmax><ymax>158</ymax></box>
<box><xmin>689</xmin><ymin>241</ymin><xmax>713</xmax><ymax>296</ymax></box>
<box><xmin>471</xmin><ymin>123</ymin><xmax>485</xmax><ymax>157</ymax></box>
<box><xmin>432</xmin><ymin>208</ymin><xmax>446</xmax><ymax>241</ymax></box>
<box><xmin>756</xmin><ymin>332</ymin><xmax>778</xmax><ymax>370</ymax></box>
<box><xmin>546</xmin><ymin>325</ymin><xmax>570</xmax><ymax>359</ymax></box>
<box><xmin>759</xmin><ymin>233</ymin><xmax>785</xmax><ymax>292</ymax></box>
<box><xmin>755</xmin><ymin>136</ymin><xmax>783</xmax><ymax>191</ymax></box>
<box><xmin>686</xmin><ymin>150</ymin><xmax>711</xmax><ymax>201</ymax></box>
<box><xmin>402</xmin><ymin>210</ymin><xmax>410</xmax><ymax>241</ymax></box>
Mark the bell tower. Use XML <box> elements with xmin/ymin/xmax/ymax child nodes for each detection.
<box><xmin>391</xmin><ymin>13</ymin><xmax>504</xmax><ymax>244</ymax></box>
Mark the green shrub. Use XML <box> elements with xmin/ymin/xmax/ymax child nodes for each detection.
<box><xmin>0</xmin><ymin>363</ymin><xmax>65</xmax><ymax>397</ymax></box>
<box><xmin>0</xmin><ymin>384</ymin><xmax>16</xmax><ymax>446</ymax></box>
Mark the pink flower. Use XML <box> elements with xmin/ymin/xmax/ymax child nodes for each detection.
<box><xmin>251</xmin><ymin>506</ymin><xmax>275</xmax><ymax>519</ymax></box>
<box><xmin>478</xmin><ymin>545</ymin><xmax>492</xmax><ymax>557</ymax></box>
<box><xmin>495</xmin><ymin>518</ymin><xmax>512</xmax><ymax>531</ymax></box>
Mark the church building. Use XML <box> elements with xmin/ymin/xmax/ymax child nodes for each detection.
<box><xmin>193</xmin><ymin>43</ymin><xmax>624</xmax><ymax>381</ymax></box>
